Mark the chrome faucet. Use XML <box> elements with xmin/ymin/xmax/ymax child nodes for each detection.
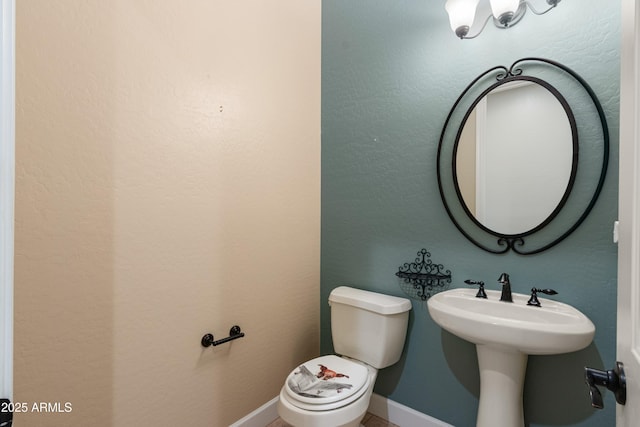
<box><xmin>498</xmin><ymin>273</ymin><xmax>513</xmax><ymax>302</ymax></box>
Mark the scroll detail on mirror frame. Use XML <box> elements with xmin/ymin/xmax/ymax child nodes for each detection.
<box><xmin>436</xmin><ymin>57</ymin><xmax>609</xmax><ymax>255</ymax></box>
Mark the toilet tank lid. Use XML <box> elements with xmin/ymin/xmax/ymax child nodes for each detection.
<box><xmin>329</xmin><ymin>286</ymin><xmax>412</xmax><ymax>315</ymax></box>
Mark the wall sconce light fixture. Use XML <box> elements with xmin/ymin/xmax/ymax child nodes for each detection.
<box><xmin>445</xmin><ymin>0</ymin><xmax>561</xmax><ymax>39</ymax></box>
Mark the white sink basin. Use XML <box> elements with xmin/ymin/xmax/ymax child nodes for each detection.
<box><xmin>427</xmin><ymin>287</ymin><xmax>595</xmax><ymax>427</ymax></box>
<box><xmin>427</xmin><ymin>288</ymin><xmax>595</xmax><ymax>354</ymax></box>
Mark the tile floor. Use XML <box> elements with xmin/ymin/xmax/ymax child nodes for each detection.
<box><xmin>266</xmin><ymin>412</ymin><xmax>399</xmax><ymax>427</ymax></box>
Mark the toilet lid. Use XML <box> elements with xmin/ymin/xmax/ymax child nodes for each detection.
<box><xmin>284</xmin><ymin>355</ymin><xmax>370</xmax><ymax>410</ymax></box>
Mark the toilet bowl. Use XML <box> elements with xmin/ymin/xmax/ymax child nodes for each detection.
<box><xmin>277</xmin><ymin>286</ymin><xmax>412</xmax><ymax>427</ymax></box>
<box><xmin>277</xmin><ymin>355</ymin><xmax>377</xmax><ymax>427</ymax></box>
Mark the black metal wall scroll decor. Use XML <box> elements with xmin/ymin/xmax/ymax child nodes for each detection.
<box><xmin>395</xmin><ymin>249</ymin><xmax>452</xmax><ymax>301</ymax></box>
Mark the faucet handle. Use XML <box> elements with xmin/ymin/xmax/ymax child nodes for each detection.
<box><xmin>527</xmin><ymin>288</ymin><xmax>558</xmax><ymax>307</ymax></box>
<box><xmin>464</xmin><ymin>279</ymin><xmax>487</xmax><ymax>299</ymax></box>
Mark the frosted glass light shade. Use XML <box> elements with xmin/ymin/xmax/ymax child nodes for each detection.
<box><xmin>489</xmin><ymin>0</ymin><xmax>520</xmax><ymax>20</ymax></box>
<box><xmin>445</xmin><ymin>0</ymin><xmax>480</xmax><ymax>33</ymax></box>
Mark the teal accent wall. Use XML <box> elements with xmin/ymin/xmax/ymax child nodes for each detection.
<box><xmin>321</xmin><ymin>1</ymin><xmax>620</xmax><ymax>426</ymax></box>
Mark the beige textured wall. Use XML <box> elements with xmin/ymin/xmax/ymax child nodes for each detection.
<box><xmin>14</xmin><ymin>2</ymin><xmax>320</xmax><ymax>426</ymax></box>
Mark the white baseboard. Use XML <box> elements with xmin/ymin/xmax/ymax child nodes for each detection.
<box><xmin>229</xmin><ymin>393</ymin><xmax>453</xmax><ymax>427</ymax></box>
<box><xmin>229</xmin><ymin>396</ymin><xmax>280</xmax><ymax>427</ymax></box>
<box><xmin>368</xmin><ymin>393</ymin><xmax>454</xmax><ymax>427</ymax></box>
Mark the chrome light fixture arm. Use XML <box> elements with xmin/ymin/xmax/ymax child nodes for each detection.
<box><xmin>448</xmin><ymin>0</ymin><xmax>561</xmax><ymax>40</ymax></box>
<box><xmin>527</xmin><ymin>0</ymin><xmax>561</xmax><ymax>16</ymax></box>
<box><xmin>457</xmin><ymin>14</ymin><xmax>493</xmax><ymax>39</ymax></box>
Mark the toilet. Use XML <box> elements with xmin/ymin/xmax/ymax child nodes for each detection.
<box><xmin>277</xmin><ymin>286</ymin><xmax>412</xmax><ymax>427</ymax></box>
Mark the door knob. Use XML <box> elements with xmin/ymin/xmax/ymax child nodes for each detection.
<box><xmin>584</xmin><ymin>362</ymin><xmax>626</xmax><ymax>409</ymax></box>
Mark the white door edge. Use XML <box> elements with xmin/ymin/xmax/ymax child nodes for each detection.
<box><xmin>617</xmin><ymin>0</ymin><xmax>640</xmax><ymax>424</ymax></box>
<box><xmin>0</xmin><ymin>0</ymin><xmax>15</xmax><ymax>401</ymax></box>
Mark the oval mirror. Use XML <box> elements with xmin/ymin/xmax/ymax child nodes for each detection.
<box><xmin>437</xmin><ymin>58</ymin><xmax>609</xmax><ymax>255</ymax></box>
<box><xmin>454</xmin><ymin>78</ymin><xmax>578</xmax><ymax>235</ymax></box>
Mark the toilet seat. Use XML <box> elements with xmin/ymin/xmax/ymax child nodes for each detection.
<box><xmin>283</xmin><ymin>355</ymin><xmax>371</xmax><ymax>411</ymax></box>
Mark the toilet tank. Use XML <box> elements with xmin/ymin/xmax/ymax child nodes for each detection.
<box><xmin>328</xmin><ymin>286</ymin><xmax>412</xmax><ymax>369</ymax></box>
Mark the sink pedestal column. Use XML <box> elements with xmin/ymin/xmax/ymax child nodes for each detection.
<box><xmin>476</xmin><ymin>345</ymin><xmax>528</xmax><ymax>427</ymax></box>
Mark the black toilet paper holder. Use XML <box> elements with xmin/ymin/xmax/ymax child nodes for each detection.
<box><xmin>201</xmin><ymin>325</ymin><xmax>245</xmax><ymax>347</ymax></box>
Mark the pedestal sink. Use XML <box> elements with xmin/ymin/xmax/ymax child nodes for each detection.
<box><xmin>427</xmin><ymin>288</ymin><xmax>595</xmax><ymax>427</ymax></box>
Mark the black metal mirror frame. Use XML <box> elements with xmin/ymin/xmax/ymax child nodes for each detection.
<box><xmin>437</xmin><ymin>57</ymin><xmax>609</xmax><ymax>255</ymax></box>
<box><xmin>453</xmin><ymin>74</ymin><xmax>579</xmax><ymax>237</ymax></box>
